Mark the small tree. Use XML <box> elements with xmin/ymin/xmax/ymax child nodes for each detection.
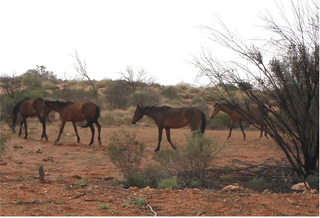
<box><xmin>195</xmin><ymin>0</ymin><xmax>318</xmax><ymax>179</ymax></box>
<box><xmin>0</xmin><ymin>73</ymin><xmax>22</xmax><ymax>99</ymax></box>
<box><xmin>118</xmin><ymin>66</ymin><xmax>156</xmax><ymax>91</ymax></box>
<box><xmin>72</xmin><ymin>50</ymin><xmax>99</xmax><ymax>102</ymax></box>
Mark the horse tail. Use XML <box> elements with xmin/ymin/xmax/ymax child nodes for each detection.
<box><xmin>200</xmin><ymin>111</ymin><xmax>206</xmax><ymax>134</ymax></box>
<box><xmin>79</xmin><ymin>105</ymin><xmax>101</xmax><ymax>128</ymax></box>
<box><xmin>12</xmin><ymin>98</ymin><xmax>27</xmax><ymax>127</ymax></box>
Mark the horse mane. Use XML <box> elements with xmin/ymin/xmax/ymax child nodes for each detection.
<box><xmin>47</xmin><ymin>100</ymin><xmax>74</xmax><ymax>107</ymax></box>
<box><xmin>143</xmin><ymin>105</ymin><xmax>172</xmax><ymax>111</ymax></box>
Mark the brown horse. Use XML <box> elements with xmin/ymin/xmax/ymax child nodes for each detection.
<box><xmin>44</xmin><ymin>100</ymin><xmax>101</xmax><ymax>145</ymax></box>
<box><xmin>210</xmin><ymin>102</ymin><xmax>267</xmax><ymax>140</ymax></box>
<box><xmin>11</xmin><ymin>97</ymin><xmax>52</xmax><ymax>140</ymax></box>
<box><xmin>132</xmin><ymin>105</ymin><xmax>206</xmax><ymax>152</ymax></box>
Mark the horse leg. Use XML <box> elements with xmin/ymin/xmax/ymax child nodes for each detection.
<box><xmin>165</xmin><ymin>128</ymin><xmax>176</xmax><ymax>150</ymax></box>
<box><xmin>89</xmin><ymin>125</ymin><xmax>95</xmax><ymax>146</ymax></box>
<box><xmin>239</xmin><ymin>121</ymin><xmax>246</xmax><ymax>140</ymax></box>
<box><xmin>259</xmin><ymin>125</ymin><xmax>264</xmax><ymax>139</ymax></box>
<box><xmin>18</xmin><ymin>120</ymin><xmax>24</xmax><ymax>136</ymax></box>
<box><xmin>24</xmin><ymin>119</ymin><xmax>28</xmax><ymax>139</ymax></box>
<box><xmin>39</xmin><ymin>117</ymin><xmax>48</xmax><ymax>141</ymax></box>
<box><xmin>264</xmin><ymin>126</ymin><xmax>268</xmax><ymax>139</ymax></box>
<box><xmin>95</xmin><ymin>121</ymin><xmax>102</xmax><ymax>145</ymax></box>
<box><xmin>55</xmin><ymin>121</ymin><xmax>66</xmax><ymax>144</ymax></box>
<box><xmin>72</xmin><ymin>121</ymin><xmax>80</xmax><ymax>143</ymax></box>
<box><xmin>227</xmin><ymin>120</ymin><xmax>235</xmax><ymax>139</ymax></box>
<box><xmin>154</xmin><ymin>127</ymin><xmax>163</xmax><ymax>152</ymax></box>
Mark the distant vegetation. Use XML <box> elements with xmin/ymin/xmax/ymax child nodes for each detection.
<box><xmin>0</xmin><ymin>65</ymin><xmax>238</xmax><ymax>130</ymax></box>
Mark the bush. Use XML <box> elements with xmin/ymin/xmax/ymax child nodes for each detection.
<box><xmin>158</xmin><ymin>178</ymin><xmax>179</xmax><ymax>189</ymax></box>
<box><xmin>131</xmin><ymin>88</ymin><xmax>161</xmax><ymax>107</ymax></box>
<box><xmin>207</xmin><ymin>113</ymin><xmax>230</xmax><ymax>130</ymax></box>
<box><xmin>161</xmin><ymin>86</ymin><xmax>177</xmax><ymax>100</ymax></box>
<box><xmin>104</xmin><ymin>80</ymin><xmax>133</xmax><ymax>110</ymax></box>
<box><xmin>106</xmin><ymin>130</ymin><xmax>146</xmax><ymax>187</ymax></box>
<box><xmin>306</xmin><ymin>173</ymin><xmax>319</xmax><ymax>190</ymax></box>
<box><xmin>155</xmin><ymin>133</ymin><xmax>223</xmax><ymax>188</ymax></box>
<box><xmin>247</xmin><ymin>176</ymin><xmax>268</xmax><ymax>189</ymax></box>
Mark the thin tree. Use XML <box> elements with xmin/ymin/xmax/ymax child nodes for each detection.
<box><xmin>118</xmin><ymin>66</ymin><xmax>156</xmax><ymax>91</ymax></box>
<box><xmin>72</xmin><ymin>50</ymin><xmax>99</xmax><ymax>102</ymax></box>
<box><xmin>0</xmin><ymin>73</ymin><xmax>22</xmax><ymax>99</ymax></box>
<box><xmin>194</xmin><ymin>0</ymin><xmax>318</xmax><ymax>179</ymax></box>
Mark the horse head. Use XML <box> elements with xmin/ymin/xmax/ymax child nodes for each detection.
<box><xmin>132</xmin><ymin>104</ymin><xmax>144</xmax><ymax>124</ymax></box>
<box><xmin>210</xmin><ymin>102</ymin><xmax>221</xmax><ymax>119</ymax></box>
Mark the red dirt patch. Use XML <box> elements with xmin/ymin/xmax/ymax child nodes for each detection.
<box><xmin>0</xmin><ymin>122</ymin><xmax>318</xmax><ymax>216</ymax></box>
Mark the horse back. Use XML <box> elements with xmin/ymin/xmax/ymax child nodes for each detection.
<box><xmin>162</xmin><ymin>107</ymin><xmax>202</xmax><ymax>128</ymax></box>
<box><xmin>62</xmin><ymin>101</ymin><xmax>98</xmax><ymax>121</ymax></box>
<box><xmin>19</xmin><ymin>99</ymin><xmax>37</xmax><ymax>117</ymax></box>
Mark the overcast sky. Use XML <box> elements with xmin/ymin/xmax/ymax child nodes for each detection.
<box><xmin>0</xmin><ymin>0</ymin><xmax>291</xmax><ymax>85</ymax></box>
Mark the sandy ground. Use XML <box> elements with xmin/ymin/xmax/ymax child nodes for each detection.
<box><xmin>0</xmin><ymin>121</ymin><xmax>318</xmax><ymax>216</ymax></box>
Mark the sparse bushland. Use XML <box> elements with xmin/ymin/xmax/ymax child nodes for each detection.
<box><xmin>107</xmin><ymin>129</ymin><xmax>223</xmax><ymax>189</ymax></box>
<box><xmin>154</xmin><ymin>133</ymin><xmax>223</xmax><ymax>188</ymax></box>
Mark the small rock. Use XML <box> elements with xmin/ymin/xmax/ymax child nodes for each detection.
<box><xmin>262</xmin><ymin>189</ymin><xmax>271</xmax><ymax>195</ymax></box>
<box><xmin>302</xmin><ymin>189</ymin><xmax>318</xmax><ymax>195</ymax></box>
<box><xmin>291</xmin><ymin>182</ymin><xmax>311</xmax><ymax>191</ymax></box>
<box><xmin>222</xmin><ymin>185</ymin><xmax>245</xmax><ymax>192</ymax></box>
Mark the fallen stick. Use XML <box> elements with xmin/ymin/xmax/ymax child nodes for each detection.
<box><xmin>147</xmin><ymin>203</ymin><xmax>157</xmax><ymax>216</ymax></box>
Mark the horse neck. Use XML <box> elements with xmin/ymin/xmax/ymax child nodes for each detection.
<box><xmin>49</xmin><ymin>104</ymin><xmax>63</xmax><ymax>113</ymax></box>
<box><xmin>142</xmin><ymin>107</ymin><xmax>159</xmax><ymax>120</ymax></box>
<box><xmin>219</xmin><ymin>104</ymin><xmax>234</xmax><ymax>115</ymax></box>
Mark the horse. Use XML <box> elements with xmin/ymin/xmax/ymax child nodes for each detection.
<box><xmin>11</xmin><ymin>97</ymin><xmax>52</xmax><ymax>140</ymax></box>
<box><xmin>210</xmin><ymin>102</ymin><xmax>267</xmax><ymax>140</ymax></box>
<box><xmin>44</xmin><ymin>100</ymin><xmax>101</xmax><ymax>146</ymax></box>
<box><xmin>131</xmin><ymin>104</ymin><xmax>207</xmax><ymax>152</ymax></box>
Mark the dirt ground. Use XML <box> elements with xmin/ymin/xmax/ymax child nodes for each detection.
<box><xmin>0</xmin><ymin>120</ymin><xmax>318</xmax><ymax>216</ymax></box>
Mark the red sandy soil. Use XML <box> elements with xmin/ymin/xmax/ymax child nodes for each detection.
<box><xmin>0</xmin><ymin>121</ymin><xmax>318</xmax><ymax>216</ymax></box>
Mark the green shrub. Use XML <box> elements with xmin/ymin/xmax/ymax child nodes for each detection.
<box><xmin>106</xmin><ymin>130</ymin><xmax>145</xmax><ymax>187</ymax></box>
<box><xmin>132</xmin><ymin>197</ymin><xmax>146</xmax><ymax>207</ymax></box>
<box><xmin>158</xmin><ymin>178</ymin><xmax>179</xmax><ymax>189</ymax></box>
<box><xmin>73</xmin><ymin>179</ymin><xmax>89</xmax><ymax>189</ymax></box>
<box><xmin>155</xmin><ymin>133</ymin><xmax>223</xmax><ymax>188</ymax></box>
<box><xmin>161</xmin><ymin>86</ymin><xmax>177</xmax><ymax>100</ymax></box>
<box><xmin>123</xmin><ymin>170</ymin><xmax>150</xmax><ymax>188</ymax></box>
<box><xmin>191</xmin><ymin>97</ymin><xmax>203</xmax><ymax>105</ymax></box>
<box><xmin>98</xmin><ymin>204</ymin><xmax>109</xmax><ymax>210</ymax></box>
<box><xmin>306</xmin><ymin>173</ymin><xmax>319</xmax><ymax>190</ymax></box>
<box><xmin>247</xmin><ymin>176</ymin><xmax>268</xmax><ymax>189</ymax></box>
<box><xmin>207</xmin><ymin>113</ymin><xmax>230</xmax><ymax>130</ymax></box>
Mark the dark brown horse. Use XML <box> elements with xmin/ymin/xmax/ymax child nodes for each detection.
<box><xmin>210</xmin><ymin>102</ymin><xmax>267</xmax><ymax>140</ymax></box>
<box><xmin>12</xmin><ymin>97</ymin><xmax>52</xmax><ymax>140</ymax></box>
<box><xmin>45</xmin><ymin>100</ymin><xmax>101</xmax><ymax>145</ymax></box>
<box><xmin>132</xmin><ymin>105</ymin><xmax>206</xmax><ymax>152</ymax></box>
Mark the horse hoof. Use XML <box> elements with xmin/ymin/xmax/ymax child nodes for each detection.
<box><xmin>154</xmin><ymin>149</ymin><xmax>160</xmax><ymax>152</ymax></box>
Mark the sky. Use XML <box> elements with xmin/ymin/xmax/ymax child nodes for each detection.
<box><xmin>0</xmin><ymin>0</ymin><xmax>291</xmax><ymax>85</ymax></box>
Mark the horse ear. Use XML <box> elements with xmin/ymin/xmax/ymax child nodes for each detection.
<box><xmin>137</xmin><ymin>104</ymin><xmax>140</xmax><ymax>108</ymax></box>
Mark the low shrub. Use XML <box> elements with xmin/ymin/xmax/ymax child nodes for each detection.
<box><xmin>247</xmin><ymin>176</ymin><xmax>268</xmax><ymax>189</ymax></box>
<box><xmin>158</xmin><ymin>178</ymin><xmax>179</xmax><ymax>189</ymax></box>
<box><xmin>155</xmin><ymin>133</ymin><xmax>223</xmax><ymax>188</ymax></box>
<box><xmin>106</xmin><ymin>130</ymin><xmax>145</xmax><ymax>187</ymax></box>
